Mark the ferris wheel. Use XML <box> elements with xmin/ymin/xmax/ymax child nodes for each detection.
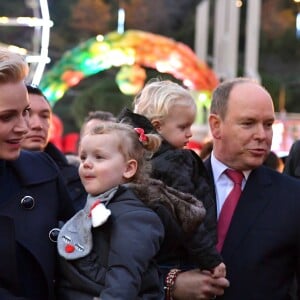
<box><xmin>0</xmin><ymin>0</ymin><xmax>52</xmax><ymax>84</ymax></box>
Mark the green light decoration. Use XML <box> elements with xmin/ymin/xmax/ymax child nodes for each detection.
<box><xmin>191</xmin><ymin>90</ymin><xmax>212</xmax><ymax>124</ymax></box>
<box><xmin>39</xmin><ymin>30</ymin><xmax>219</xmax><ymax>112</ymax></box>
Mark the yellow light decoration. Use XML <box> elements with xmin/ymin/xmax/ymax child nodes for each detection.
<box><xmin>116</xmin><ymin>64</ymin><xmax>146</xmax><ymax>95</ymax></box>
<box><xmin>89</xmin><ymin>41</ymin><xmax>110</xmax><ymax>55</ymax></box>
<box><xmin>107</xmin><ymin>48</ymin><xmax>135</xmax><ymax>67</ymax></box>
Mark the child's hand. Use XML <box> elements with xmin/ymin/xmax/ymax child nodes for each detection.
<box><xmin>211</xmin><ymin>262</ymin><xmax>226</xmax><ymax>278</ymax></box>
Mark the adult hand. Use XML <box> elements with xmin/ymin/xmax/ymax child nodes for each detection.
<box><xmin>172</xmin><ymin>269</ymin><xmax>230</xmax><ymax>300</ymax></box>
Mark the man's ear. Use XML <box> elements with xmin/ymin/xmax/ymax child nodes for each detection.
<box><xmin>151</xmin><ymin>118</ymin><xmax>162</xmax><ymax>132</ymax></box>
<box><xmin>123</xmin><ymin>159</ymin><xmax>138</xmax><ymax>179</ymax></box>
<box><xmin>209</xmin><ymin>114</ymin><xmax>222</xmax><ymax>139</ymax></box>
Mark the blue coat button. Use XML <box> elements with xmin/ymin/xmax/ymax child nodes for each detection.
<box><xmin>49</xmin><ymin>228</ymin><xmax>60</xmax><ymax>242</ymax></box>
<box><xmin>20</xmin><ymin>196</ymin><xmax>35</xmax><ymax>210</ymax></box>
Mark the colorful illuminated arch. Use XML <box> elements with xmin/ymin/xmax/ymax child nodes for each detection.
<box><xmin>40</xmin><ymin>29</ymin><xmax>219</xmax><ymax>108</ymax></box>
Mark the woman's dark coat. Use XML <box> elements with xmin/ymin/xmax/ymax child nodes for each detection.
<box><xmin>0</xmin><ymin>150</ymin><xmax>75</xmax><ymax>300</ymax></box>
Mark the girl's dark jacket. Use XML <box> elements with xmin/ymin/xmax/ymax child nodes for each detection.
<box><xmin>0</xmin><ymin>150</ymin><xmax>75</xmax><ymax>300</ymax></box>
<box><xmin>58</xmin><ymin>180</ymin><xmax>218</xmax><ymax>300</ymax></box>
<box><xmin>117</xmin><ymin>108</ymin><xmax>221</xmax><ymax>275</ymax></box>
<box><xmin>57</xmin><ymin>185</ymin><xmax>165</xmax><ymax>300</ymax></box>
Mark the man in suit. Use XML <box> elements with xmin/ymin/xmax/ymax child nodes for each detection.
<box><xmin>206</xmin><ymin>77</ymin><xmax>300</xmax><ymax>299</ymax></box>
<box><xmin>172</xmin><ymin>77</ymin><xmax>300</xmax><ymax>300</ymax></box>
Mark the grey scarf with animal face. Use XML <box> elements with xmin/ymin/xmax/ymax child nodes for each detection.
<box><xmin>57</xmin><ymin>187</ymin><xmax>118</xmax><ymax>260</ymax></box>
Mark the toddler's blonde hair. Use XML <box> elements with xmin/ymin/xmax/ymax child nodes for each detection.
<box><xmin>133</xmin><ymin>79</ymin><xmax>196</xmax><ymax>122</ymax></box>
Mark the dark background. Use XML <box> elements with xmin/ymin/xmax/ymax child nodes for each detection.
<box><xmin>0</xmin><ymin>0</ymin><xmax>299</xmax><ymax>133</ymax></box>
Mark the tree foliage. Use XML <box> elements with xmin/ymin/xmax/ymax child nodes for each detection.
<box><xmin>70</xmin><ymin>0</ymin><xmax>111</xmax><ymax>38</ymax></box>
<box><xmin>67</xmin><ymin>71</ymin><xmax>134</xmax><ymax>131</ymax></box>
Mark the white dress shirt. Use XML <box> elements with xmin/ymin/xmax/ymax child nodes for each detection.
<box><xmin>210</xmin><ymin>152</ymin><xmax>251</xmax><ymax>218</ymax></box>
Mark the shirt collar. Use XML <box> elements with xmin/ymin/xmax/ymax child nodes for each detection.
<box><xmin>211</xmin><ymin>151</ymin><xmax>251</xmax><ymax>181</ymax></box>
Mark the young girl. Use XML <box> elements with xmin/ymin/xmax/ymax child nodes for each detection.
<box><xmin>118</xmin><ymin>79</ymin><xmax>226</xmax><ymax>299</ymax></box>
<box><xmin>57</xmin><ymin>122</ymin><xmax>165</xmax><ymax>299</ymax></box>
<box><xmin>56</xmin><ymin>122</ymin><xmax>225</xmax><ymax>300</ymax></box>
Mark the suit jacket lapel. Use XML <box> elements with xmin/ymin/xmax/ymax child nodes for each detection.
<box><xmin>221</xmin><ymin>167</ymin><xmax>273</xmax><ymax>259</ymax></box>
<box><xmin>204</xmin><ymin>158</ymin><xmax>217</xmax><ymax>201</ymax></box>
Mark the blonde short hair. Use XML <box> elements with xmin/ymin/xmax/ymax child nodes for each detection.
<box><xmin>0</xmin><ymin>48</ymin><xmax>28</xmax><ymax>83</ymax></box>
<box><xmin>133</xmin><ymin>79</ymin><xmax>196</xmax><ymax>122</ymax></box>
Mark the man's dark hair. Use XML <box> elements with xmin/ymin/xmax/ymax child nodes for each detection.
<box><xmin>210</xmin><ymin>77</ymin><xmax>257</xmax><ymax>120</ymax></box>
<box><xmin>26</xmin><ymin>83</ymin><xmax>51</xmax><ymax>108</ymax></box>
<box><xmin>26</xmin><ymin>83</ymin><xmax>46</xmax><ymax>98</ymax></box>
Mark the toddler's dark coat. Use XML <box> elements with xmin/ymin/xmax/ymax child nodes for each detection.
<box><xmin>118</xmin><ymin>108</ymin><xmax>221</xmax><ymax>275</ymax></box>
